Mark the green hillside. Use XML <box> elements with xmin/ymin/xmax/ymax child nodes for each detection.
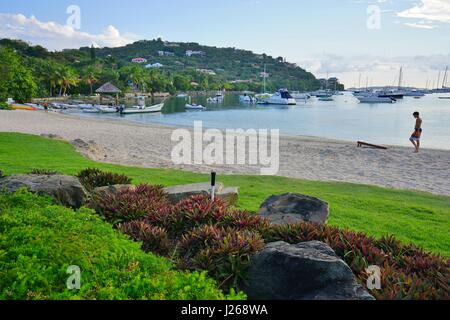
<box><xmin>0</xmin><ymin>38</ymin><xmax>340</xmax><ymax>103</ymax></box>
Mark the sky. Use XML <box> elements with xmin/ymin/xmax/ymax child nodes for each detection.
<box><xmin>0</xmin><ymin>0</ymin><xmax>449</xmax><ymax>88</ymax></box>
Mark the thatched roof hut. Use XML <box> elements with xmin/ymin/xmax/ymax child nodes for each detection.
<box><xmin>96</xmin><ymin>82</ymin><xmax>121</xmax><ymax>94</ymax></box>
<box><xmin>96</xmin><ymin>82</ymin><xmax>121</xmax><ymax>105</ymax></box>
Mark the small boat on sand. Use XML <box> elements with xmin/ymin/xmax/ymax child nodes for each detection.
<box><xmin>120</xmin><ymin>103</ymin><xmax>164</xmax><ymax>114</ymax></box>
<box><xmin>11</xmin><ymin>104</ymin><xmax>37</xmax><ymax>111</ymax></box>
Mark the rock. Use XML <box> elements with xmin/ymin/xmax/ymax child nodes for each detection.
<box><xmin>242</xmin><ymin>241</ymin><xmax>375</xmax><ymax>300</ymax></box>
<box><xmin>217</xmin><ymin>187</ymin><xmax>239</xmax><ymax>207</ymax></box>
<box><xmin>164</xmin><ymin>182</ymin><xmax>239</xmax><ymax>206</ymax></box>
<box><xmin>0</xmin><ymin>174</ymin><xmax>87</xmax><ymax>209</ymax></box>
<box><xmin>259</xmin><ymin>193</ymin><xmax>329</xmax><ymax>225</ymax></box>
<box><xmin>41</xmin><ymin>133</ymin><xmax>63</xmax><ymax>140</ymax></box>
<box><xmin>91</xmin><ymin>184</ymin><xmax>135</xmax><ymax>199</ymax></box>
<box><xmin>71</xmin><ymin>139</ymin><xmax>107</xmax><ymax>161</ymax></box>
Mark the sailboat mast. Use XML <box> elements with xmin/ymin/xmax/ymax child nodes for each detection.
<box><xmin>398</xmin><ymin>67</ymin><xmax>403</xmax><ymax>89</ymax></box>
<box><xmin>442</xmin><ymin>66</ymin><xmax>448</xmax><ymax>88</ymax></box>
<box><xmin>437</xmin><ymin>71</ymin><xmax>441</xmax><ymax>90</ymax></box>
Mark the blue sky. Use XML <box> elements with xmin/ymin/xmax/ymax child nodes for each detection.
<box><xmin>0</xmin><ymin>0</ymin><xmax>449</xmax><ymax>87</ymax></box>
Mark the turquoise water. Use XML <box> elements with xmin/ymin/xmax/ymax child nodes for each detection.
<box><xmin>78</xmin><ymin>92</ymin><xmax>450</xmax><ymax>150</ymax></box>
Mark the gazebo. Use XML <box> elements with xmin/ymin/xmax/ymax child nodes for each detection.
<box><xmin>96</xmin><ymin>82</ymin><xmax>121</xmax><ymax>106</ymax></box>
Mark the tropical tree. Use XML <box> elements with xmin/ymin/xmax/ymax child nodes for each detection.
<box><xmin>84</xmin><ymin>66</ymin><xmax>99</xmax><ymax>95</ymax></box>
<box><xmin>57</xmin><ymin>66</ymin><xmax>80</xmax><ymax>96</ymax></box>
<box><xmin>0</xmin><ymin>47</ymin><xmax>37</xmax><ymax>102</ymax></box>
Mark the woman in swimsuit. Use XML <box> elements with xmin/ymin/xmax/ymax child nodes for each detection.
<box><xmin>409</xmin><ymin>111</ymin><xmax>423</xmax><ymax>153</ymax></box>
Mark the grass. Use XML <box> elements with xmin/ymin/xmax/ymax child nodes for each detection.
<box><xmin>0</xmin><ymin>132</ymin><xmax>449</xmax><ymax>256</ymax></box>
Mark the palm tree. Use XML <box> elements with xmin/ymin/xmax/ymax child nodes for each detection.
<box><xmin>58</xmin><ymin>67</ymin><xmax>80</xmax><ymax>96</ymax></box>
<box><xmin>84</xmin><ymin>66</ymin><xmax>98</xmax><ymax>96</ymax></box>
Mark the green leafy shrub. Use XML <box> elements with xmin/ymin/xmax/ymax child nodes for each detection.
<box><xmin>263</xmin><ymin>223</ymin><xmax>450</xmax><ymax>300</ymax></box>
<box><xmin>0</xmin><ymin>170</ymin><xmax>5</xmax><ymax>178</ymax></box>
<box><xmin>0</xmin><ymin>102</ymin><xmax>12</xmax><ymax>110</ymax></box>
<box><xmin>29</xmin><ymin>169</ymin><xmax>60</xmax><ymax>175</ymax></box>
<box><xmin>77</xmin><ymin>168</ymin><xmax>132</xmax><ymax>191</ymax></box>
<box><xmin>94</xmin><ymin>184</ymin><xmax>169</xmax><ymax>225</ymax></box>
<box><xmin>0</xmin><ymin>190</ymin><xmax>244</xmax><ymax>300</ymax></box>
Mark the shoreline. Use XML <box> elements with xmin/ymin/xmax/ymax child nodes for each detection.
<box><xmin>1</xmin><ymin>110</ymin><xmax>450</xmax><ymax>196</ymax></box>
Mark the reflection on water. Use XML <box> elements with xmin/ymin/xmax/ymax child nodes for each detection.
<box><xmin>77</xmin><ymin>93</ymin><xmax>450</xmax><ymax>150</ymax></box>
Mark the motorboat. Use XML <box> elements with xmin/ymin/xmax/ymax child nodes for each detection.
<box><xmin>378</xmin><ymin>89</ymin><xmax>404</xmax><ymax>99</ymax></box>
<box><xmin>318</xmin><ymin>97</ymin><xmax>334</xmax><ymax>102</ymax></box>
<box><xmin>82</xmin><ymin>108</ymin><xmax>101</xmax><ymax>113</ymax></box>
<box><xmin>97</xmin><ymin>105</ymin><xmax>119</xmax><ymax>113</ymax></box>
<box><xmin>185</xmin><ymin>104</ymin><xmax>206</xmax><ymax>110</ymax></box>
<box><xmin>177</xmin><ymin>93</ymin><xmax>189</xmax><ymax>98</ymax></box>
<box><xmin>403</xmin><ymin>89</ymin><xmax>425</xmax><ymax>97</ymax></box>
<box><xmin>258</xmin><ymin>89</ymin><xmax>297</xmax><ymax>105</ymax></box>
<box><xmin>120</xmin><ymin>103</ymin><xmax>164</xmax><ymax>114</ymax></box>
<box><xmin>357</xmin><ymin>95</ymin><xmax>396</xmax><ymax>103</ymax></box>
<box><xmin>310</xmin><ymin>89</ymin><xmax>333</xmax><ymax>98</ymax></box>
<box><xmin>207</xmin><ymin>92</ymin><xmax>224</xmax><ymax>103</ymax></box>
<box><xmin>291</xmin><ymin>91</ymin><xmax>311</xmax><ymax>100</ymax></box>
<box><xmin>240</xmin><ymin>93</ymin><xmax>257</xmax><ymax>103</ymax></box>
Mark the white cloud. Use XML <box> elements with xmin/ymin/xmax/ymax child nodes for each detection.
<box><xmin>397</xmin><ymin>0</ymin><xmax>450</xmax><ymax>23</ymax></box>
<box><xmin>0</xmin><ymin>13</ymin><xmax>137</xmax><ymax>50</ymax></box>
<box><xmin>404</xmin><ymin>22</ymin><xmax>437</xmax><ymax>29</ymax></box>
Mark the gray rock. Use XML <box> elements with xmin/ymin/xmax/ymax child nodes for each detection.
<box><xmin>0</xmin><ymin>174</ymin><xmax>87</xmax><ymax>208</ymax></box>
<box><xmin>164</xmin><ymin>182</ymin><xmax>239</xmax><ymax>206</ymax></box>
<box><xmin>242</xmin><ymin>241</ymin><xmax>374</xmax><ymax>300</ymax></box>
<box><xmin>92</xmin><ymin>184</ymin><xmax>135</xmax><ymax>198</ymax></box>
<box><xmin>259</xmin><ymin>193</ymin><xmax>329</xmax><ymax>225</ymax></box>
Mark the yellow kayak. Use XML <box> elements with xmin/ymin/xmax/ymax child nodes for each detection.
<box><xmin>11</xmin><ymin>104</ymin><xmax>37</xmax><ymax>111</ymax></box>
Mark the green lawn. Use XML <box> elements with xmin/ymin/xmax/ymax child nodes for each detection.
<box><xmin>1</xmin><ymin>132</ymin><xmax>449</xmax><ymax>256</ymax></box>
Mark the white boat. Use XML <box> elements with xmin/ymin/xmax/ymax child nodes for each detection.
<box><xmin>291</xmin><ymin>92</ymin><xmax>311</xmax><ymax>100</ymax></box>
<box><xmin>177</xmin><ymin>93</ymin><xmax>188</xmax><ymax>98</ymax></box>
<box><xmin>357</xmin><ymin>96</ymin><xmax>396</xmax><ymax>103</ymax></box>
<box><xmin>403</xmin><ymin>89</ymin><xmax>425</xmax><ymax>97</ymax></box>
<box><xmin>240</xmin><ymin>93</ymin><xmax>257</xmax><ymax>103</ymax></box>
<box><xmin>319</xmin><ymin>97</ymin><xmax>334</xmax><ymax>102</ymax></box>
<box><xmin>120</xmin><ymin>103</ymin><xmax>164</xmax><ymax>114</ymax></box>
<box><xmin>82</xmin><ymin>108</ymin><xmax>101</xmax><ymax>113</ymax></box>
<box><xmin>207</xmin><ymin>93</ymin><xmax>224</xmax><ymax>103</ymax></box>
<box><xmin>311</xmin><ymin>89</ymin><xmax>333</xmax><ymax>98</ymax></box>
<box><xmin>185</xmin><ymin>104</ymin><xmax>206</xmax><ymax>110</ymax></box>
<box><xmin>97</xmin><ymin>105</ymin><xmax>119</xmax><ymax>113</ymax></box>
<box><xmin>258</xmin><ymin>89</ymin><xmax>297</xmax><ymax>105</ymax></box>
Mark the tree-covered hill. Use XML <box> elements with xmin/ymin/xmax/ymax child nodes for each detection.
<box><xmin>0</xmin><ymin>38</ymin><xmax>339</xmax><ymax>102</ymax></box>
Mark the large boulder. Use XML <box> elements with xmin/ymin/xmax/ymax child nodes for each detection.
<box><xmin>0</xmin><ymin>174</ymin><xmax>87</xmax><ymax>209</ymax></box>
<box><xmin>242</xmin><ymin>241</ymin><xmax>374</xmax><ymax>300</ymax></box>
<box><xmin>164</xmin><ymin>182</ymin><xmax>239</xmax><ymax>206</ymax></box>
<box><xmin>259</xmin><ymin>193</ymin><xmax>329</xmax><ymax>225</ymax></box>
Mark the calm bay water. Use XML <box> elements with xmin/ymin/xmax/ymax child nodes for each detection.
<box><xmin>78</xmin><ymin>92</ymin><xmax>450</xmax><ymax>150</ymax></box>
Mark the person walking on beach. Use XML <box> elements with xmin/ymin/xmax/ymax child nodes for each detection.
<box><xmin>410</xmin><ymin>112</ymin><xmax>423</xmax><ymax>153</ymax></box>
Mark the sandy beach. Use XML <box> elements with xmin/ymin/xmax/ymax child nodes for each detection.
<box><xmin>1</xmin><ymin>110</ymin><xmax>450</xmax><ymax>196</ymax></box>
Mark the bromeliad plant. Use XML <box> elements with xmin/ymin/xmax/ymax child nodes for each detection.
<box><xmin>94</xmin><ymin>184</ymin><xmax>169</xmax><ymax>225</ymax></box>
<box><xmin>91</xmin><ymin>187</ymin><xmax>449</xmax><ymax>299</ymax></box>
<box><xmin>77</xmin><ymin>168</ymin><xmax>132</xmax><ymax>191</ymax></box>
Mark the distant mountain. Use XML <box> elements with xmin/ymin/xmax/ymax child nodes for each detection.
<box><xmin>75</xmin><ymin>38</ymin><xmax>323</xmax><ymax>91</ymax></box>
<box><xmin>0</xmin><ymin>38</ymin><xmax>344</xmax><ymax>100</ymax></box>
